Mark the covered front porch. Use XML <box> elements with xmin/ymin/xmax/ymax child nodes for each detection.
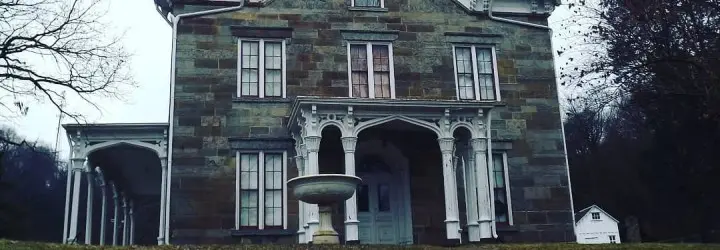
<box><xmin>288</xmin><ymin>97</ymin><xmax>503</xmax><ymax>245</ymax></box>
<box><xmin>61</xmin><ymin>123</ymin><xmax>170</xmax><ymax>246</ymax></box>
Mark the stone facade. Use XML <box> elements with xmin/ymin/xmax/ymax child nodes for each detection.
<box><xmin>169</xmin><ymin>0</ymin><xmax>572</xmax><ymax>245</ymax></box>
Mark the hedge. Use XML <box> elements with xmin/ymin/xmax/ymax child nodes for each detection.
<box><xmin>1</xmin><ymin>240</ymin><xmax>719</xmax><ymax>250</ymax></box>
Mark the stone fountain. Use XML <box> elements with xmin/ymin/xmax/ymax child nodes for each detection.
<box><xmin>287</xmin><ymin>174</ymin><xmax>362</xmax><ymax>244</ymax></box>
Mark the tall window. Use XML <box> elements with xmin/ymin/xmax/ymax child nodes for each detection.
<box><xmin>236</xmin><ymin>151</ymin><xmax>287</xmax><ymax>230</ymax></box>
<box><xmin>348</xmin><ymin>42</ymin><xmax>395</xmax><ymax>99</ymax></box>
<box><xmin>609</xmin><ymin>235</ymin><xmax>617</xmax><ymax>243</ymax></box>
<box><xmin>452</xmin><ymin>45</ymin><xmax>498</xmax><ymax>101</ymax></box>
<box><xmin>238</xmin><ymin>39</ymin><xmax>286</xmax><ymax>98</ymax></box>
<box><xmin>352</xmin><ymin>0</ymin><xmax>383</xmax><ymax>8</ymax></box>
<box><xmin>492</xmin><ymin>152</ymin><xmax>511</xmax><ymax>224</ymax></box>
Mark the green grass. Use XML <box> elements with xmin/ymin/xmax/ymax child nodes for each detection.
<box><xmin>1</xmin><ymin>240</ymin><xmax>720</xmax><ymax>250</ymax></box>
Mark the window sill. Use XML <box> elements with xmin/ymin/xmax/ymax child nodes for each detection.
<box><xmin>348</xmin><ymin>6</ymin><xmax>388</xmax><ymax>12</ymax></box>
<box><xmin>230</xmin><ymin>228</ymin><xmax>295</xmax><ymax>237</ymax></box>
<box><xmin>233</xmin><ymin>97</ymin><xmax>293</xmax><ymax>104</ymax></box>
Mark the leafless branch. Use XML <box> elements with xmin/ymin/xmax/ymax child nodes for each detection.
<box><xmin>0</xmin><ymin>0</ymin><xmax>135</xmax><ymax>122</ymax></box>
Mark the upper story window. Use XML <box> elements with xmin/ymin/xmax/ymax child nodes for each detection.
<box><xmin>238</xmin><ymin>39</ymin><xmax>286</xmax><ymax>99</ymax></box>
<box><xmin>452</xmin><ymin>45</ymin><xmax>500</xmax><ymax>101</ymax></box>
<box><xmin>236</xmin><ymin>151</ymin><xmax>287</xmax><ymax>230</ymax></box>
<box><xmin>347</xmin><ymin>42</ymin><xmax>395</xmax><ymax>99</ymax></box>
<box><xmin>352</xmin><ymin>0</ymin><xmax>384</xmax><ymax>8</ymax></box>
<box><xmin>591</xmin><ymin>212</ymin><xmax>601</xmax><ymax>220</ymax></box>
<box><xmin>492</xmin><ymin>152</ymin><xmax>512</xmax><ymax>224</ymax></box>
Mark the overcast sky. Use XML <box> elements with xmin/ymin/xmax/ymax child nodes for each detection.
<box><xmin>2</xmin><ymin>0</ymin><xmax>572</xmax><ymax>159</ymax></box>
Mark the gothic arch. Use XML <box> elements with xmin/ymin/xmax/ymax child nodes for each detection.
<box><xmin>353</xmin><ymin>115</ymin><xmax>441</xmax><ymax>137</ymax></box>
<box><xmin>84</xmin><ymin>140</ymin><xmax>165</xmax><ymax>158</ymax></box>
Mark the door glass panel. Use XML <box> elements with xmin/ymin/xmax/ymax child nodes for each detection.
<box><xmin>358</xmin><ymin>184</ymin><xmax>369</xmax><ymax>212</ymax></box>
<box><xmin>378</xmin><ymin>183</ymin><xmax>390</xmax><ymax>212</ymax></box>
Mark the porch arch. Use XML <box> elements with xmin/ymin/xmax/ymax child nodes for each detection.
<box><xmin>353</xmin><ymin>115</ymin><xmax>441</xmax><ymax>137</ymax></box>
<box><xmin>85</xmin><ymin>140</ymin><xmax>164</xmax><ymax>158</ymax></box>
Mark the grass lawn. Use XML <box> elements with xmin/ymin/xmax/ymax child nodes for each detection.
<box><xmin>1</xmin><ymin>240</ymin><xmax>720</xmax><ymax>250</ymax></box>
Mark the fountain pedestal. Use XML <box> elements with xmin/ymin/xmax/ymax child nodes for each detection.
<box><xmin>287</xmin><ymin>174</ymin><xmax>362</xmax><ymax>245</ymax></box>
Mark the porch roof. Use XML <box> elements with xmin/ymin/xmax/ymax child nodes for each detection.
<box><xmin>287</xmin><ymin>96</ymin><xmax>505</xmax><ymax>130</ymax></box>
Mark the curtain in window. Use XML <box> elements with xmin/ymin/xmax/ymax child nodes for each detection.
<box><xmin>241</xmin><ymin>42</ymin><xmax>260</xmax><ymax>96</ymax></box>
<box><xmin>264</xmin><ymin>154</ymin><xmax>283</xmax><ymax>227</ymax></box>
<box><xmin>355</xmin><ymin>0</ymin><xmax>380</xmax><ymax>7</ymax></box>
<box><xmin>264</xmin><ymin>42</ymin><xmax>283</xmax><ymax>97</ymax></box>
<box><xmin>455</xmin><ymin>47</ymin><xmax>475</xmax><ymax>100</ymax></box>
<box><xmin>476</xmin><ymin>48</ymin><xmax>495</xmax><ymax>100</ymax></box>
<box><xmin>240</xmin><ymin>154</ymin><xmax>259</xmax><ymax>227</ymax></box>
<box><xmin>372</xmin><ymin>45</ymin><xmax>391</xmax><ymax>98</ymax></box>
<box><xmin>350</xmin><ymin>45</ymin><xmax>369</xmax><ymax>97</ymax></box>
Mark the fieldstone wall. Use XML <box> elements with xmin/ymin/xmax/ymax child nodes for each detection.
<box><xmin>169</xmin><ymin>0</ymin><xmax>572</xmax><ymax>244</ymax></box>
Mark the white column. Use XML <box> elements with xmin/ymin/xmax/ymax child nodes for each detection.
<box><xmin>111</xmin><ymin>183</ymin><xmax>119</xmax><ymax>246</ymax></box>
<box><xmin>63</xmin><ymin>161</ymin><xmax>73</xmax><ymax>244</ymax></box>
<box><xmin>96</xmin><ymin>168</ymin><xmax>107</xmax><ymax>246</ymax></box>
<box><xmin>471</xmin><ymin>137</ymin><xmax>493</xmax><ymax>240</ymax></box>
<box><xmin>67</xmin><ymin>158</ymin><xmax>86</xmax><ymax>244</ymax></box>
<box><xmin>464</xmin><ymin>146</ymin><xmax>481</xmax><ymax>242</ymax></box>
<box><xmin>85</xmin><ymin>167</ymin><xmax>94</xmax><ymax>245</ymax></box>
<box><xmin>341</xmin><ymin>136</ymin><xmax>359</xmax><ymax>243</ymax></box>
<box><xmin>129</xmin><ymin>200</ymin><xmax>135</xmax><ymax>245</ymax></box>
<box><xmin>302</xmin><ymin>147</ymin><xmax>311</xmax><ymax>241</ymax></box>
<box><xmin>293</xmin><ymin>150</ymin><xmax>306</xmax><ymax>243</ymax></box>
<box><xmin>122</xmin><ymin>194</ymin><xmax>129</xmax><ymax>246</ymax></box>
<box><xmin>303</xmin><ymin>135</ymin><xmax>321</xmax><ymax>242</ymax></box>
<box><xmin>158</xmin><ymin>158</ymin><xmax>168</xmax><ymax>245</ymax></box>
<box><xmin>438</xmin><ymin>137</ymin><xmax>461</xmax><ymax>242</ymax></box>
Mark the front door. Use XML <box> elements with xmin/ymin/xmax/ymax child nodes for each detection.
<box><xmin>357</xmin><ymin>172</ymin><xmax>398</xmax><ymax>244</ymax></box>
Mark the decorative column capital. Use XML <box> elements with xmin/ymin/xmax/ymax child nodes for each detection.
<box><xmin>437</xmin><ymin>137</ymin><xmax>455</xmax><ymax>154</ymax></box>
<box><xmin>341</xmin><ymin>137</ymin><xmax>357</xmax><ymax>153</ymax></box>
<box><xmin>304</xmin><ymin>136</ymin><xmax>321</xmax><ymax>153</ymax></box>
<box><xmin>470</xmin><ymin>138</ymin><xmax>487</xmax><ymax>152</ymax></box>
<box><xmin>160</xmin><ymin>157</ymin><xmax>168</xmax><ymax>168</ymax></box>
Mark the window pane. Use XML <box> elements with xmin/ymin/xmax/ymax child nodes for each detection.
<box><xmin>350</xmin><ymin>45</ymin><xmax>368</xmax><ymax>71</ymax></box>
<box><xmin>455</xmin><ymin>47</ymin><xmax>475</xmax><ymax>100</ymax></box>
<box><xmin>240</xmin><ymin>154</ymin><xmax>259</xmax><ymax>189</ymax></box>
<box><xmin>378</xmin><ymin>183</ymin><xmax>390</xmax><ymax>212</ymax></box>
<box><xmin>372</xmin><ymin>45</ymin><xmax>389</xmax><ymax>72</ymax></box>
<box><xmin>240</xmin><ymin>190</ymin><xmax>258</xmax><ymax>226</ymax></box>
<box><xmin>494</xmin><ymin>189</ymin><xmax>508</xmax><ymax>222</ymax></box>
<box><xmin>265</xmin><ymin>190</ymin><xmax>282</xmax><ymax>226</ymax></box>
<box><xmin>264</xmin><ymin>42</ymin><xmax>282</xmax><ymax>69</ymax></box>
<box><xmin>476</xmin><ymin>48</ymin><xmax>495</xmax><ymax>100</ymax></box>
<box><xmin>374</xmin><ymin>73</ymin><xmax>391</xmax><ymax>98</ymax></box>
<box><xmin>241</xmin><ymin>42</ymin><xmax>260</xmax><ymax>97</ymax></box>
<box><xmin>355</xmin><ymin>0</ymin><xmax>380</xmax><ymax>7</ymax></box>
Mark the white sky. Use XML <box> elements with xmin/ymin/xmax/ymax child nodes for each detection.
<box><xmin>2</xmin><ymin>0</ymin><xmax>573</xmax><ymax>159</ymax></box>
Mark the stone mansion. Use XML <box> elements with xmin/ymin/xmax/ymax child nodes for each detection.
<box><xmin>60</xmin><ymin>0</ymin><xmax>574</xmax><ymax>246</ymax></box>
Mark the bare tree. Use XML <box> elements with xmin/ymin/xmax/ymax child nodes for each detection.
<box><xmin>0</xmin><ymin>0</ymin><xmax>134</xmax><ymax>123</ymax></box>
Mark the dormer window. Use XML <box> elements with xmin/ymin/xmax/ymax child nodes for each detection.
<box><xmin>591</xmin><ymin>212</ymin><xmax>600</xmax><ymax>220</ymax></box>
<box><xmin>352</xmin><ymin>0</ymin><xmax>383</xmax><ymax>8</ymax></box>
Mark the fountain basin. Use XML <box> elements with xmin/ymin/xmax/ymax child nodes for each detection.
<box><xmin>287</xmin><ymin>174</ymin><xmax>362</xmax><ymax>205</ymax></box>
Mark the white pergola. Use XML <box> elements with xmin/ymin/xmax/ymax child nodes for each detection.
<box><xmin>62</xmin><ymin>123</ymin><xmax>169</xmax><ymax>246</ymax></box>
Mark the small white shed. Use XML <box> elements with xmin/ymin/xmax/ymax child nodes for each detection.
<box><xmin>575</xmin><ymin>205</ymin><xmax>621</xmax><ymax>244</ymax></box>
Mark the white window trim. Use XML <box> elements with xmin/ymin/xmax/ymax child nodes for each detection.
<box><xmin>451</xmin><ymin>44</ymin><xmax>501</xmax><ymax>102</ymax></box>
<box><xmin>237</xmin><ymin>38</ymin><xmax>287</xmax><ymax>99</ymax></box>
<box><xmin>492</xmin><ymin>151</ymin><xmax>513</xmax><ymax>225</ymax></box>
<box><xmin>350</xmin><ymin>0</ymin><xmax>385</xmax><ymax>8</ymax></box>
<box><xmin>346</xmin><ymin>41</ymin><xmax>396</xmax><ymax>99</ymax></box>
<box><xmin>235</xmin><ymin>150</ymin><xmax>288</xmax><ymax>230</ymax></box>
